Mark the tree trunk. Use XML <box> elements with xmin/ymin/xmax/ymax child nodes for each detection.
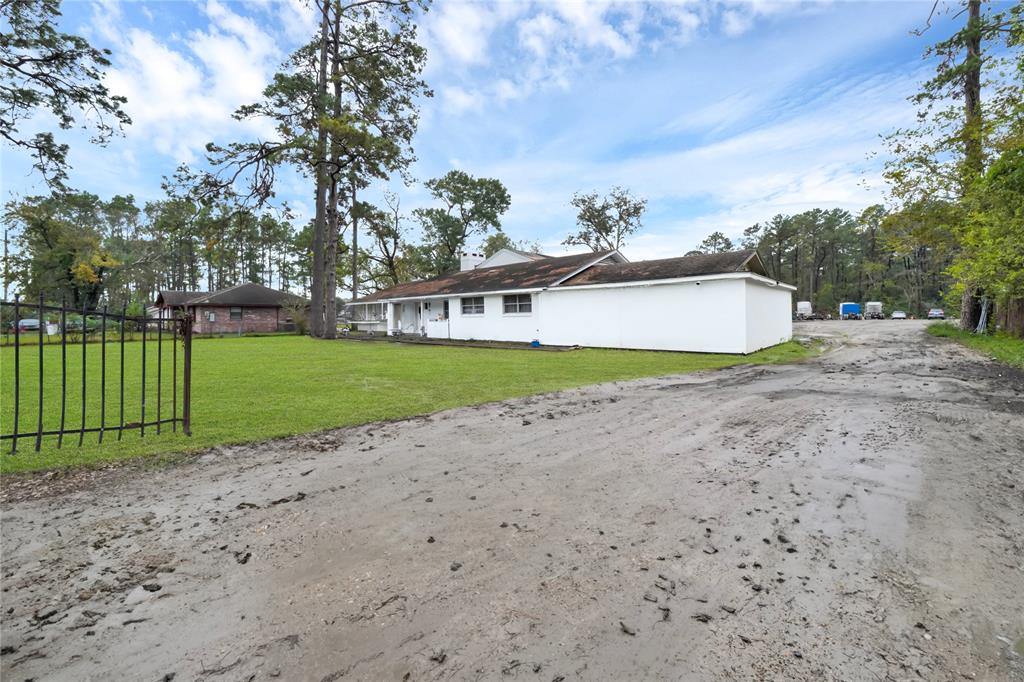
<box><xmin>320</xmin><ymin>6</ymin><xmax>345</xmax><ymax>341</ymax></box>
<box><xmin>308</xmin><ymin>0</ymin><xmax>330</xmax><ymax>338</ymax></box>
<box><xmin>960</xmin><ymin>287</ymin><xmax>981</xmax><ymax>331</ymax></box>
<box><xmin>959</xmin><ymin>0</ymin><xmax>983</xmax><ymax>329</ymax></box>
<box><xmin>324</xmin><ymin>177</ymin><xmax>339</xmax><ymax>339</ymax></box>
<box><xmin>351</xmin><ymin>178</ymin><xmax>358</xmax><ymax>302</ymax></box>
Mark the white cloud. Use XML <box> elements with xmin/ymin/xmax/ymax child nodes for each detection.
<box><xmin>517</xmin><ymin>12</ymin><xmax>560</xmax><ymax>58</ymax></box>
<box><xmin>494</xmin><ymin>78</ymin><xmax>520</xmax><ymax>102</ymax></box>
<box><xmin>459</xmin><ymin>63</ymin><xmax>922</xmax><ymax>259</ymax></box>
<box><xmin>423</xmin><ymin>1</ymin><xmax>499</xmax><ymax>67</ymax></box>
<box><xmin>552</xmin><ymin>1</ymin><xmax>637</xmax><ymax>58</ymax></box>
<box><xmin>97</xmin><ymin>0</ymin><xmax>282</xmax><ymax>163</ymax></box>
<box><xmin>721</xmin><ymin>9</ymin><xmax>754</xmax><ymax>36</ymax></box>
<box><xmin>277</xmin><ymin>0</ymin><xmax>318</xmax><ymax>44</ymax></box>
<box><xmin>441</xmin><ymin>85</ymin><xmax>485</xmax><ymax>114</ymax></box>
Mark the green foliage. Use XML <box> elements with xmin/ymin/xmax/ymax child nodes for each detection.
<box><xmin>413</xmin><ymin>170</ymin><xmax>511</xmax><ymax>275</ymax></box>
<box><xmin>736</xmin><ymin>205</ymin><xmax>954</xmax><ymax>315</ymax></box>
<box><xmin>194</xmin><ymin>0</ymin><xmax>429</xmax><ymax>209</ymax></box>
<box><xmin>882</xmin><ymin>1</ymin><xmax>1023</xmax><ymax>329</ymax></box>
<box><xmin>927</xmin><ymin>322</ymin><xmax>1024</xmax><ymax>368</ymax></box>
<box><xmin>3</xmin><ymin>192</ymin><xmax>122</xmax><ymax>307</ymax></box>
<box><xmin>563</xmin><ymin>186</ymin><xmax>647</xmax><ymax>252</ymax></box>
<box><xmin>694</xmin><ymin>231</ymin><xmax>734</xmax><ymax>254</ymax></box>
<box><xmin>356</xmin><ymin>193</ymin><xmax>416</xmax><ymax>291</ymax></box>
<box><xmin>481</xmin><ymin>232</ymin><xmax>541</xmax><ymax>257</ymax></box>
<box><xmin>124</xmin><ymin>298</ymin><xmax>145</xmax><ymax>318</ymax></box>
<box><xmin>4</xmin><ymin>189</ymin><xmax>304</xmax><ymax>308</ymax></box>
<box><xmin>482</xmin><ymin>231</ymin><xmax>515</xmax><ymax>257</ymax></box>
<box><xmin>0</xmin><ymin>335</ymin><xmax>813</xmax><ymax>473</ymax></box>
<box><xmin>0</xmin><ymin>0</ymin><xmax>130</xmax><ymax>190</ymax></box>
<box><xmin>951</xmin><ymin>146</ymin><xmax>1024</xmax><ymax>304</ymax></box>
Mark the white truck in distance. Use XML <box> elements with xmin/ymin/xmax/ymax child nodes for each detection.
<box><xmin>866</xmin><ymin>301</ymin><xmax>884</xmax><ymax>320</ymax></box>
<box><xmin>796</xmin><ymin>301</ymin><xmax>813</xmax><ymax>319</ymax></box>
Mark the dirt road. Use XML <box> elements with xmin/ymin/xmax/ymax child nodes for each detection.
<box><xmin>2</xmin><ymin>320</ymin><xmax>1022</xmax><ymax>681</ymax></box>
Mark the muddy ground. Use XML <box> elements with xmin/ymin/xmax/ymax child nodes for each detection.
<box><xmin>1</xmin><ymin>320</ymin><xmax>1022</xmax><ymax>681</ymax></box>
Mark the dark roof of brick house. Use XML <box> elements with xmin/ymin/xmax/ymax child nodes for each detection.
<box><xmin>155</xmin><ymin>291</ymin><xmax>208</xmax><ymax>307</ymax></box>
<box><xmin>559</xmin><ymin>249</ymin><xmax>767</xmax><ymax>286</ymax></box>
<box><xmin>357</xmin><ymin>249</ymin><xmax>772</xmax><ymax>302</ymax></box>
<box><xmin>156</xmin><ymin>283</ymin><xmax>306</xmax><ymax>308</ymax></box>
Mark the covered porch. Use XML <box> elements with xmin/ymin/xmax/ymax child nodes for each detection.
<box><xmin>346</xmin><ymin>298</ymin><xmax>451</xmax><ymax>337</ymax></box>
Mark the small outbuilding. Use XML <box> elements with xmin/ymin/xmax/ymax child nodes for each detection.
<box><xmin>153</xmin><ymin>282</ymin><xmax>307</xmax><ymax>335</ymax></box>
<box><xmin>350</xmin><ymin>248</ymin><xmax>795</xmax><ymax>354</ymax></box>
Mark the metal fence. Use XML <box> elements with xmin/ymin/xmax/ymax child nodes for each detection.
<box><xmin>1</xmin><ymin>294</ymin><xmax>193</xmax><ymax>454</ymax></box>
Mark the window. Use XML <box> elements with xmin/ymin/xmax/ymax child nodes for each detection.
<box><xmin>207</xmin><ymin>311</ymin><xmax>216</xmax><ymax>322</ymax></box>
<box><xmin>461</xmin><ymin>297</ymin><xmax>485</xmax><ymax>315</ymax></box>
<box><xmin>503</xmin><ymin>294</ymin><xmax>532</xmax><ymax>314</ymax></box>
<box><xmin>230</xmin><ymin>306</ymin><xmax>242</xmax><ymax>321</ymax></box>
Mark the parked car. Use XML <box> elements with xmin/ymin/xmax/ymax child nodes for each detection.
<box><xmin>927</xmin><ymin>308</ymin><xmax>945</xmax><ymax>320</ymax></box>
<box><xmin>891</xmin><ymin>310</ymin><xmax>907</xmax><ymax>320</ymax></box>
<box><xmin>13</xmin><ymin>318</ymin><xmax>41</xmax><ymax>332</ymax></box>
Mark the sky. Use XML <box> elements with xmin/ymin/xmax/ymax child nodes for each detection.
<box><xmin>1</xmin><ymin>0</ymin><xmax>968</xmax><ymax>261</ymax></box>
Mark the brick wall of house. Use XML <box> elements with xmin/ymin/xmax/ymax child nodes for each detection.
<box><xmin>192</xmin><ymin>306</ymin><xmax>280</xmax><ymax>335</ymax></box>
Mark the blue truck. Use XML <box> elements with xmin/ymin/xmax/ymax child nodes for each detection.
<box><xmin>840</xmin><ymin>302</ymin><xmax>862</xmax><ymax>320</ymax></box>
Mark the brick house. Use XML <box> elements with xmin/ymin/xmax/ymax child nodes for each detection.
<box><xmin>153</xmin><ymin>282</ymin><xmax>307</xmax><ymax>335</ymax></box>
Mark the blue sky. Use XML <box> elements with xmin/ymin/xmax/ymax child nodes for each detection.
<box><xmin>2</xmin><ymin>0</ymin><xmax>966</xmax><ymax>260</ymax></box>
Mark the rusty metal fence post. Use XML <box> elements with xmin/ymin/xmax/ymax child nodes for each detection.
<box><xmin>1</xmin><ymin>296</ymin><xmax>193</xmax><ymax>453</ymax></box>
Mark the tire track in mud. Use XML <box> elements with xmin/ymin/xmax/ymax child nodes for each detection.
<box><xmin>2</xmin><ymin>321</ymin><xmax>1022</xmax><ymax>680</ymax></box>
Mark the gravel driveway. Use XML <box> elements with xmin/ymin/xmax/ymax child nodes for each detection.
<box><xmin>2</xmin><ymin>320</ymin><xmax>1022</xmax><ymax>681</ymax></box>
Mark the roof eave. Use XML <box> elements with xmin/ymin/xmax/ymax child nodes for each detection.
<box><xmin>552</xmin><ymin>271</ymin><xmax>797</xmax><ymax>291</ymax></box>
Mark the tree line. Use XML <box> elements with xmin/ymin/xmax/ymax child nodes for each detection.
<box><xmin>689</xmin><ymin>206</ymin><xmax>949</xmax><ymax>317</ymax></box>
<box><xmin>2</xmin><ymin>0</ymin><xmax>1020</xmax><ymax>336</ymax></box>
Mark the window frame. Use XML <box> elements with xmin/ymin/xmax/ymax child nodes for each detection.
<box><xmin>229</xmin><ymin>306</ymin><xmax>243</xmax><ymax>321</ymax></box>
<box><xmin>502</xmin><ymin>294</ymin><xmax>532</xmax><ymax>315</ymax></box>
<box><xmin>460</xmin><ymin>297</ymin><xmax>485</xmax><ymax>316</ymax></box>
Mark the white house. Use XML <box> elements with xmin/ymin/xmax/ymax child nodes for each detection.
<box><xmin>348</xmin><ymin>248</ymin><xmax>795</xmax><ymax>354</ymax></box>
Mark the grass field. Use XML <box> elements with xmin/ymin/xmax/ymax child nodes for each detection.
<box><xmin>927</xmin><ymin>323</ymin><xmax>1024</xmax><ymax>369</ymax></box>
<box><xmin>1</xmin><ymin>335</ymin><xmax>813</xmax><ymax>474</ymax></box>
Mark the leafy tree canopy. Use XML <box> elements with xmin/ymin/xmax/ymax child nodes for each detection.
<box><xmin>413</xmin><ymin>170</ymin><xmax>511</xmax><ymax>275</ymax></box>
<box><xmin>0</xmin><ymin>0</ymin><xmax>130</xmax><ymax>190</ymax></box>
<box><xmin>563</xmin><ymin>186</ymin><xmax>646</xmax><ymax>252</ymax></box>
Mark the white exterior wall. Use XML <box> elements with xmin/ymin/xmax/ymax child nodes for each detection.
<box><xmin>447</xmin><ymin>294</ymin><xmax>541</xmax><ymax>343</ymax></box>
<box><xmin>539</xmin><ymin>279</ymin><xmax>749</xmax><ymax>353</ymax></box>
<box><xmin>383</xmin><ymin>274</ymin><xmax>793</xmax><ymax>353</ymax></box>
<box><xmin>743</xmin><ymin>280</ymin><xmax>793</xmax><ymax>353</ymax></box>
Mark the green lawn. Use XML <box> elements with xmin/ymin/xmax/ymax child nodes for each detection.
<box><xmin>927</xmin><ymin>323</ymin><xmax>1024</xmax><ymax>368</ymax></box>
<box><xmin>1</xmin><ymin>335</ymin><xmax>813</xmax><ymax>474</ymax></box>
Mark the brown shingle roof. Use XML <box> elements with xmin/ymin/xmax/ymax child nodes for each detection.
<box><xmin>156</xmin><ymin>291</ymin><xmax>208</xmax><ymax>307</ymax></box>
<box><xmin>191</xmin><ymin>282</ymin><xmax>307</xmax><ymax>307</ymax></box>
<box><xmin>157</xmin><ymin>283</ymin><xmax>306</xmax><ymax>308</ymax></box>
<box><xmin>358</xmin><ymin>251</ymin><xmax>613</xmax><ymax>302</ymax></box>
<box><xmin>559</xmin><ymin>249</ymin><xmax>766</xmax><ymax>286</ymax></box>
<box><xmin>357</xmin><ymin>249</ymin><xmax>772</xmax><ymax>302</ymax></box>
